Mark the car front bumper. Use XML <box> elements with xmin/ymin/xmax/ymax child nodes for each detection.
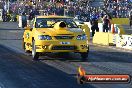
<box><xmin>35</xmin><ymin>40</ymin><xmax>89</xmax><ymax>53</ymax></box>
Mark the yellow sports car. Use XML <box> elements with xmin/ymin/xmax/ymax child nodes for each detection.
<box><xmin>22</xmin><ymin>15</ymin><xmax>89</xmax><ymax>60</ymax></box>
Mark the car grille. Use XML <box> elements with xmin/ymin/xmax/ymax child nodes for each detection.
<box><xmin>52</xmin><ymin>46</ymin><xmax>77</xmax><ymax>50</ymax></box>
<box><xmin>54</xmin><ymin>36</ymin><xmax>74</xmax><ymax>39</ymax></box>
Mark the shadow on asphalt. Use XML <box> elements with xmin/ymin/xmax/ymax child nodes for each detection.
<box><xmin>38</xmin><ymin>50</ymin><xmax>132</xmax><ymax>63</ymax></box>
<box><xmin>38</xmin><ymin>52</ymin><xmax>88</xmax><ymax>62</ymax></box>
<box><xmin>88</xmin><ymin>51</ymin><xmax>132</xmax><ymax>63</ymax></box>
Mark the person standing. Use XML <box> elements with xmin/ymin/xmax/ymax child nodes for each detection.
<box><xmin>102</xmin><ymin>15</ymin><xmax>111</xmax><ymax>32</ymax></box>
<box><xmin>22</xmin><ymin>12</ymin><xmax>27</xmax><ymax>28</ymax></box>
<box><xmin>129</xmin><ymin>12</ymin><xmax>132</xmax><ymax>28</ymax></box>
<box><xmin>90</xmin><ymin>16</ymin><xmax>99</xmax><ymax>37</ymax></box>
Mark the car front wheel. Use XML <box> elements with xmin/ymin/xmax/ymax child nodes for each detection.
<box><xmin>32</xmin><ymin>40</ymin><xmax>39</xmax><ymax>60</ymax></box>
<box><xmin>80</xmin><ymin>50</ymin><xmax>89</xmax><ymax>61</ymax></box>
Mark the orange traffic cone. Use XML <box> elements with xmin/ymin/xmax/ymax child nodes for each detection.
<box><xmin>111</xmin><ymin>24</ymin><xmax>115</xmax><ymax>33</ymax></box>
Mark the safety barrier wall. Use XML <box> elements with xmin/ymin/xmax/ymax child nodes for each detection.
<box><xmin>97</xmin><ymin>18</ymin><xmax>129</xmax><ymax>25</ymax></box>
<box><xmin>0</xmin><ymin>9</ymin><xmax>2</xmax><ymax>21</ymax></box>
<box><xmin>93</xmin><ymin>32</ymin><xmax>132</xmax><ymax>50</ymax></box>
<box><xmin>111</xmin><ymin>18</ymin><xmax>129</xmax><ymax>25</ymax></box>
<box><xmin>108</xmin><ymin>33</ymin><xmax>117</xmax><ymax>45</ymax></box>
<box><xmin>93</xmin><ymin>32</ymin><xmax>109</xmax><ymax>45</ymax></box>
<box><xmin>93</xmin><ymin>32</ymin><xmax>116</xmax><ymax>46</ymax></box>
<box><xmin>18</xmin><ymin>16</ymin><xmax>22</xmax><ymax>28</ymax></box>
<box><xmin>116</xmin><ymin>35</ymin><xmax>132</xmax><ymax>50</ymax></box>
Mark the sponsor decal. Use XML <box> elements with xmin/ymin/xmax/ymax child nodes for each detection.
<box><xmin>77</xmin><ymin>66</ymin><xmax>131</xmax><ymax>84</ymax></box>
<box><xmin>26</xmin><ymin>33</ymin><xmax>30</xmax><ymax>39</ymax></box>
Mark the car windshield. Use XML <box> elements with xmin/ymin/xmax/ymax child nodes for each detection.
<box><xmin>35</xmin><ymin>18</ymin><xmax>78</xmax><ymax>28</ymax></box>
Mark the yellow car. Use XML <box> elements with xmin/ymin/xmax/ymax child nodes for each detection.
<box><xmin>22</xmin><ymin>15</ymin><xmax>89</xmax><ymax>60</ymax></box>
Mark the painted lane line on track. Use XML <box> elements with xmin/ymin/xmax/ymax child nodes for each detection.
<box><xmin>89</xmin><ymin>42</ymin><xmax>132</xmax><ymax>53</ymax></box>
<box><xmin>9</xmin><ymin>31</ymin><xmax>22</xmax><ymax>33</ymax></box>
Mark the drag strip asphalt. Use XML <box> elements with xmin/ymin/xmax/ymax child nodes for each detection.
<box><xmin>0</xmin><ymin>40</ymin><xmax>132</xmax><ymax>88</ymax></box>
<box><xmin>0</xmin><ymin>44</ymin><xmax>96</xmax><ymax>88</ymax></box>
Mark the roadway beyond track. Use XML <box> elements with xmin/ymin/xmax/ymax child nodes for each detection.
<box><xmin>0</xmin><ymin>22</ymin><xmax>132</xmax><ymax>88</ymax></box>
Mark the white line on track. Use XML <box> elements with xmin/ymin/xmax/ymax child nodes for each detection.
<box><xmin>9</xmin><ymin>31</ymin><xmax>22</xmax><ymax>33</ymax></box>
<box><xmin>91</xmin><ymin>43</ymin><xmax>132</xmax><ymax>53</ymax></box>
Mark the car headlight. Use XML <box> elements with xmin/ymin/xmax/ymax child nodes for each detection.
<box><xmin>76</xmin><ymin>34</ymin><xmax>87</xmax><ymax>40</ymax></box>
<box><xmin>38</xmin><ymin>35</ymin><xmax>52</xmax><ymax>40</ymax></box>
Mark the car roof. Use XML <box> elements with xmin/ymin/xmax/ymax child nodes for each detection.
<box><xmin>36</xmin><ymin>15</ymin><xmax>73</xmax><ymax>19</ymax></box>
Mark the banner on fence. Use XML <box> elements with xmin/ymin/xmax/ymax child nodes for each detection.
<box><xmin>116</xmin><ymin>35</ymin><xmax>132</xmax><ymax>50</ymax></box>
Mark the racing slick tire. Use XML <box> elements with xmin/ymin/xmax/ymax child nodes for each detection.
<box><xmin>32</xmin><ymin>40</ymin><xmax>39</xmax><ymax>60</ymax></box>
<box><xmin>80</xmin><ymin>50</ymin><xmax>89</xmax><ymax>61</ymax></box>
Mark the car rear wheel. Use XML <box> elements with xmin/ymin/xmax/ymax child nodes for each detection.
<box><xmin>32</xmin><ymin>40</ymin><xmax>39</xmax><ymax>60</ymax></box>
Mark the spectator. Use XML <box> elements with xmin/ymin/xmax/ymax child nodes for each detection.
<box><xmin>2</xmin><ymin>0</ymin><xmax>131</xmax><ymax>23</ymax></box>
<box><xmin>90</xmin><ymin>16</ymin><xmax>99</xmax><ymax>37</ymax></box>
<box><xmin>22</xmin><ymin>12</ymin><xmax>27</xmax><ymax>28</ymax></box>
<box><xmin>129</xmin><ymin>13</ymin><xmax>132</xmax><ymax>28</ymax></box>
<box><xmin>29</xmin><ymin>10</ymin><xmax>35</xmax><ymax>20</ymax></box>
<box><xmin>102</xmin><ymin>15</ymin><xmax>111</xmax><ymax>32</ymax></box>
